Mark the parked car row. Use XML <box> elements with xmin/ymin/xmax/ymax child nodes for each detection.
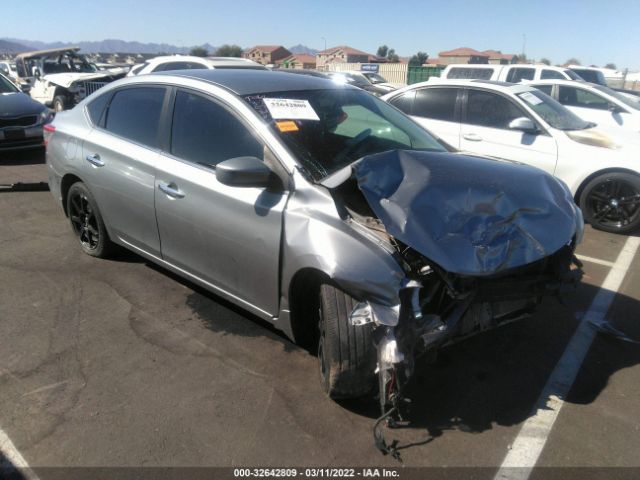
<box><xmin>382</xmin><ymin>78</ymin><xmax>640</xmax><ymax>233</ymax></box>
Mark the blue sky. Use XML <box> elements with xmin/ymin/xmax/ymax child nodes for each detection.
<box><xmin>3</xmin><ymin>0</ymin><xmax>639</xmax><ymax>70</ymax></box>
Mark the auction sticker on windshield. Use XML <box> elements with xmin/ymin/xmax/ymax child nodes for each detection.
<box><xmin>520</xmin><ymin>91</ymin><xmax>543</xmax><ymax>105</ymax></box>
<box><xmin>263</xmin><ymin>98</ymin><xmax>320</xmax><ymax>121</ymax></box>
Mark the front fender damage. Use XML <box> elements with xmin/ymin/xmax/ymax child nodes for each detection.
<box><xmin>341</xmin><ymin>150</ymin><xmax>584</xmax><ymax>458</ymax></box>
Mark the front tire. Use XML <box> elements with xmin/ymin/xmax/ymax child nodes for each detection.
<box><xmin>579</xmin><ymin>172</ymin><xmax>640</xmax><ymax>234</ymax></box>
<box><xmin>66</xmin><ymin>182</ymin><xmax>114</xmax><ymax>258</ymax></box>
<box><xmin>318</xmin><ymin>284</ymin><xmax>376</xmax><ymax>399</ymax></box>
<box><xmin>52</xmin><ymin>95</ymin><xmax>67</xmax><ymax>112</ymax></box>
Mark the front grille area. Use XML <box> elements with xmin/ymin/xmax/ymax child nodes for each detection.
<box><xmin>0</xmin><ymin>115</ymin><xmax>38</xmax><ymax>128</ymax></box>
<box><xmin>82</xmin><ymin>81</ymin><xmax>108</xmax><ymax>97</ymax></box>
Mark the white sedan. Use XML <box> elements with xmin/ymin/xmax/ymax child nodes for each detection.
<box><xmin>126</xmin><ymin>55</ymin><xmax>265</xmax><ymax>76</ymax></box>
<box><xmin>529</xmin><ymin>79</ymin><xmax>640</xmax><ymax>135</ymax></box>
<box><xmin>382</xmin><ymin>79</ymin><xmax>640</xmax><ymax>233</ymax></box>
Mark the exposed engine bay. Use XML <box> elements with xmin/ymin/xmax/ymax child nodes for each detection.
<box><xmin>327</xmin><ymin>150</ymin><xmax>584</xmax><ymax>458</ymax></box>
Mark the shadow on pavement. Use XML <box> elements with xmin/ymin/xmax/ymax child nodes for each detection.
<box><xmin>0</xmin><ymin>147</ymin><xmax>45</xmax><ymax>166</ymax></box>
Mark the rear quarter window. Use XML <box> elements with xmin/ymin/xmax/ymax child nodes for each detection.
<box><xmin>86</xmin><ymin>91</ymin><xmax>112</xmax><ymax>126</ymax></box>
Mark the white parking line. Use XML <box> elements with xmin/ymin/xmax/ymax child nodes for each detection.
<box><xmin>494</xmin><ymin>236</ymin><xmax>640</xmax><ymax>480</ymax></box>
<box><xmin>576</xmin><ymin>254</ymin><xmax>615</xmax><ymax>268</ymax></box>
<box><xmin>0</xmin><ymin>426</ymin><xmax>40</xmax><ymax>480</ymax></box>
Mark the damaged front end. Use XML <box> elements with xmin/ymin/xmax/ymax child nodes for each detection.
<box><xmin>328</xmin><ymin>150</ymin><xmax>583</xmax><ymax>444</ymax></box>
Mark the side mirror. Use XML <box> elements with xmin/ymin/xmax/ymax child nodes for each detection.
<box><xmin>509</xmin><ymin>117</ymin><xmax>539</xmax><ymax>133</ymax></box>
<box><xmin>608</xmin><ymin>103</ymin><xmax>623</xmax><ymax>113</ymax></box>
<box><xmin>216</xmin><ymin>156</ymin><xmax>281</xmax><ymax>189</ymax></box>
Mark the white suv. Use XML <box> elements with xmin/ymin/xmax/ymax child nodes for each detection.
<box><xmin>442</xmin><ymin>63</ymin><xmax>582</xmax><ymax>82</ymax></box>
<box><xmin>382</xmin><ymin>79</ymin><xmax>640</xmax><ymax>233</ymax></box>
<box><xmin>127</xmin><ymin>55</ymin><xmax>265</xmax><ymax>76</ymax></box>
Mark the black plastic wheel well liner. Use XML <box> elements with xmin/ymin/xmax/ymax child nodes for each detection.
<box><xmin>288</xmin><ymin>268</ymin><xmax>330</xmax><ymax>351</ymax></box>
<box><xmin>60</xmin><ymin>173</ymin><xmax>83</xmax><ymax>216</ymax></box>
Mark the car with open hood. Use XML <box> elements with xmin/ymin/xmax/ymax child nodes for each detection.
<box><xmin>383</xmin><ymin>78</ymin><xmax>640</xmax><ymax>234</ymax></box>
<box><xmin>0</xmin><ymin>72</ymin><xmax>53</xmax><ymax>152</ymax></box>
<box><xmin>45</xmin><ymin>70</ymin><xmax>582</xmax><ymax>426</ymax></box>
<box><xmin>14</xmin><ymin>47</ymin><xmax>127</xmax><ymax>111</ymax></box>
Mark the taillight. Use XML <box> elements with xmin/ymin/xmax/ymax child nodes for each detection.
<box><xmin>43</xmin><ymin>123</ymin><xmax>56</xmax><ymax>148</ymax></box>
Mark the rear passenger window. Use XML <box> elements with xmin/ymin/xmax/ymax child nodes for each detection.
<box><xmin>86</xmin><ymin>91</ymin><xmax>111</xmax><ymax>126</ymax></box>
<box><xmin>506</xmin><ymin>68</ymin><xmax>535</xmax><ymax>82</ymax></box>
<box><xmin>466</xmin><ymin>90</ymin><xmax>525</xmax><ymax>129</ymax></box>
<box><xmin>413</xmin><ymin>88</ymin><xmax>458</xmax><ymax>122</ymax></box>
<box><xmin>447</xmin><ymin>67</ymin><xmax>494</xmax><ymax>80</ymax></box>
<box><xmin>104</xmin><ymin>87</ymin><xmax>166</xmax><ymax>148</ymax></box>
<box><xmin>388</xmin><ymin>91</ymin><xmax>415</xmax><ymax>114</ymax></box>
<box><xmin>541</xmin><ymin>69</ymin><xmax>566</xmax><ymax>80</ymax></box>
<box><xmin>171</xmin><ymin>90</ymin><xmax>263</xmax><ymax>167</ymax></box>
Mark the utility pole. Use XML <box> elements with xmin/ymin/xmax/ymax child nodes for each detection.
<box><xmin>522</xmin><ymin>34</ymin><xmax>526</xmax><ymax>61</ymax></box>
<box><xmin>321</xmin><ymin>37</ymin><xmax>326</xmax><ymax>51</ymax></box>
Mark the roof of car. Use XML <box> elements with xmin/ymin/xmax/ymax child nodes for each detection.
<box><xmin>382</xmin><ymin>78</ymin><xmax>536</xmax><ymax>100</ymax></box>
<box><xmin>15</xmin><ymin>47</ymin><xmax>81</xmax><ymax>59</ymax></box>
<box><xmin>157</xmin><ymin>69</ymin><xmax>352</xmax><ymax>95</ymax></box>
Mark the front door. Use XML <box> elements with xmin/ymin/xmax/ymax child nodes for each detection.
<box><xmin>154</xmin><ymin>89</ymin><xmax>287</xmax><ymax>317</ymax></box>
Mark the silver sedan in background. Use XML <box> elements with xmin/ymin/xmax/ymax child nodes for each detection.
<box><xmin>45</xmin><ymin>70</ymin><xmax>582</xmax><ymax>424</ymax></box>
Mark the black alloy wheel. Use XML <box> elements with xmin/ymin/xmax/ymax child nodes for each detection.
<box><xmin>580</xmin><ymin>173</ymin><xmax>640</xmax><ymax>234</ymax></box>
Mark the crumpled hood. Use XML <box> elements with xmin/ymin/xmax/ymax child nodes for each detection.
<box><xmin>42</xmin><ymin>72</ymin><xmax>116</xmax><ymax>88</ymax></box>
<box><xmin>354</xmin><ymin>150</ymin><xmax>580</xmax><ymax>276</ymax></box>
<box><xmin>0</xmin><ymin>92</ymin><xmax>46</xmax><ymax>117</ymax></box>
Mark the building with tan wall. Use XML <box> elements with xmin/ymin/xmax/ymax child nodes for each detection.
<box><xmin>242</xmin><ymin>45</ymin><xmax>292</xmax><ymax>65</ymax></box>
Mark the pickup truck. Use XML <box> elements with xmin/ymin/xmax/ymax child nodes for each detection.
<box><xmin>442</xmin><ymin>63</ymin><xmax>582</xmax><ymax>83</ymax></box>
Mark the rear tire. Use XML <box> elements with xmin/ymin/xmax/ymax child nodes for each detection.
<box><xmin>318</xmin><ymin>284</ymin><xmax>376</xmax><ymax>399</ymax></box>
<box><xmin>66</xmin><ymin>182</ymin><xmax>115</xmax><ymax>258</ymax></box>
<box><xmin>579</xmin><ymin>172</ymin><xmax>640</xmax><ymax>234</ymax></box>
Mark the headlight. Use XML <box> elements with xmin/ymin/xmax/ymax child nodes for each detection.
<box><xmin>39</xmin><ymin>109</ymin><xmax>55</xmax><ymax>125</ymax></box>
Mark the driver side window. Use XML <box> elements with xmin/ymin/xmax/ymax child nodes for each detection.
<box><xmin>170</xmin><ymin>90</ymin><xmax>264</xmax><ymax>167</ymax></box>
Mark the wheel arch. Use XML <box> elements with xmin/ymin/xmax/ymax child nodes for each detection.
<box><xmin>574</xmin><ymin>167</ymin><xmax>640</xmax><ymax>204</ymax></box>
<box><xmin>60</xmin><ymin>173</ymin><xmax>84</xmax><ymax>216</ymax></box>
<box><xmin>287</xmin><ymin>267</ymin><xmax>331</xmax><ymax>350</ymax></box>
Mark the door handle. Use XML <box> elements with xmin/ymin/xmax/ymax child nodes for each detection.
<box><xmin>463</xmin><ymin>133</ymin><xmax>483</xmax><ymax>142</ymax></box>
<box><xmin>85</xmin><ymin>153</ymin><xmax>105</xmax><ymax>167</ymax></box>
<box><xmin>158</xmin><ymin>182</ymin><xmax>185</xmax><ymax>199</ymax></box>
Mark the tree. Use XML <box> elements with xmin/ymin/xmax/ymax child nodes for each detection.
<box><xmin>376</xmin><ymin>45</ymin><xmax>400</xmax><ymax>63</ymax></box>
<box><xmin>215</xmin><ymin>44</ymin><xmax>243</xmax><ymax>57</ymax></box>
<box><xmin>409</xmin><ymin>51</ymin><xmax>429</xmax><ymax>66</ymax></box>
<box><xmin>189</xmin><ymin>47</ymin><xmax>208</xmax><ymax>57</ymax></box>
<box><xmin>512</xmin><ymin>53</ymin><xmax>528</xmax><ymax>64</ymax></box>
<box><xmin>564</xmin><ymin>58</ymin><xmax>581</xmax><ymax>66</ymax></box>
<box><xmin>377</xmin><ymin>45</ymin><xmax>389</xmax><ymax>57</ymax></box>
<box><xmin>605</xmin><ymin>63</ymin><xmax>617</xmax><ymax>70</ymax></box>
<box><xmin>539</xmin><ymin>57</ymin><xmax>551</xmax><ymax>65</ymax></box>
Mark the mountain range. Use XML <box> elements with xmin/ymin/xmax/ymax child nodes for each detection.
<box><xmin>0</xmin><ymin>38</ymin><xmax>319</xmax><ymax>56</ymax></box>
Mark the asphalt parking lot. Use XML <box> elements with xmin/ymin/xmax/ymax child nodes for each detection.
<box><xmin>1</xmin><ymin>151</ymin><xmax>639</xmax><ymax>478</ymax></box>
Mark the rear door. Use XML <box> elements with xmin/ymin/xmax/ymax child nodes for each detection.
<box><xmin>82</xmin><ymin>85</ymin><xmax>168</xmax><ymax>256</ymax></box>
<box><xmin>154</xmin><ymin>88</ymin><xmax>287</xmax><ymax>317</ymax></box>
<box><xmin>459</xmin><ymin>88</ymin><xmax>558</xmax><ymax>175</ymax></box>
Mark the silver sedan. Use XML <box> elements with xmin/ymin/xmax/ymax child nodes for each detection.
<box><xmin>46</xmin><ymin>69</ymin><xmax>583</xmax><ymax>421</ymax></box>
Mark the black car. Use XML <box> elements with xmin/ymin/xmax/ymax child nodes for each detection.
<box><xmin>279</xmin><ymin>69</ymin><xmax>388</xmax><ymax>96</ymax></box>
<box><xmin>0</xmin><ymin>73</ymin><xmax>52</xmax><ymax>152</ymax></box>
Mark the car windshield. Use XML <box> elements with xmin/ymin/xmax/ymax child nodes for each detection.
<box><xmin>244</xmin><ymin>88</ymin><xmax>449</xmax><ymax>181</ymax></box>
<box><xmin>0</xmin><ymin>75</ymin><xmax>18</xmax><ymax>93</ymax></box>
<box><xmin>517</xmin><ymin>89</ymin><xmax>592</xmax><ymax>131</ymax></box>
<box><xmin>593</xmin><ymin>84</ymin><xmax>640</xmax><ymax>111</ymax></box>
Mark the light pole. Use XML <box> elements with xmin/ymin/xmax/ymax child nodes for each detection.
<box><xmin>321</xmin><ymin>37</ymin><xmax>327</xmax><ymax>51</ymax></box>
<box><xmin>522</xmin><ymin>33</ymin><xmax>526</xmax><ymax>61</ymax></box>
